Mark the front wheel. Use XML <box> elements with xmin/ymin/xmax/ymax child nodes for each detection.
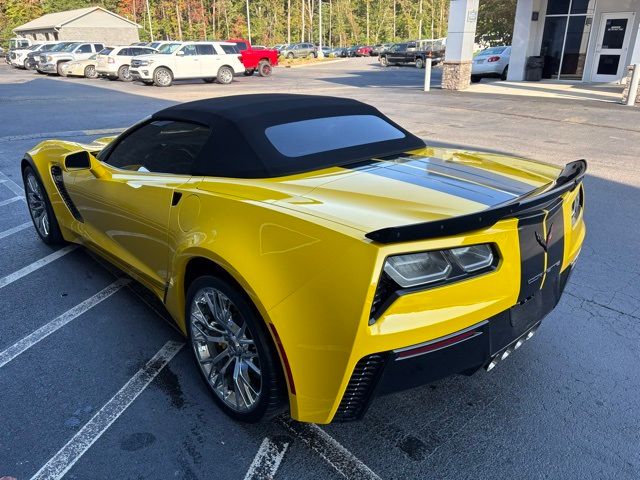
<box><xmin>415</xmin><ymin>57</ymin><xmax>424</xmax><ymax>69</ymax></box>
<box><xmin>22</xmin><ymin>166</ymin><xmax>64</xmax><ymax>245</ymax></box>
<box><xmin>187</xmin><ymin>276</ymin><xmax>285</xmax><ymax>422</ymax></box>
<box><xmin>216</xmin><ymin>65</ymin><xmax>233</xmax><ymax>84</ymax></box>
<box><xmin>118</xmin><ymin>64</ymin><xmax>133</xmax><ymax>82</ymax></box>
<box><xmin>286</xmin><ymin>52</ymin><xmax>294</xmax><ymax>59</ymax></box>
<box><xmin>308</xmin><ymin>52</ymin><xmax>317</xmax><ymax>58</ymax></box>
<box><xmin>84</xmin><ymin>65</ymin><xmax>98</xmax><ymax>79</ymax></box>
<box><xmin>153</xmin><ymin>67</ymin><xmax>173</xmax><ymax>87</ymax></box>
<box><xmin>380</xmin><ymin>56</ymin><xmax>388</xmax><ymax>67</ymax></box>
<box><xmin>56</xmin><ymin>62</ymin><xmax>66</xmax><ymax>76</ymax></box>
<box><xmin>258</xmin><ymin>60</ymin><xmax>272</xmax><ymax>77</ymax></box>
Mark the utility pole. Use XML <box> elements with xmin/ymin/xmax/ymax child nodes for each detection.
<box><xmin>145</xmin><ymin>0</ymin><xmax>154</xmax><ymax>41</ymax></box>
<box><xmin>287</xmin><ymin>0</ymin><xmax>291</xmax><ymax>44</ymax></box>
<box><xmin>246</xmin><ymin>0</ymin><xmax>251</xmax><ymax>43</ymax></box>
<box><xmin>366</xmin><ymin>0</ymin><xmax>369</xmax><ymax>44</ymax></box>
<box><xmin>393</xmin><ymin>0</ymin><xmax>396</xmax><ymax>41</ymax></box>
<box><xmin>318</xmin><ymin>0</ymin><xmax>323</xmax><ymax>56</ymax></box>
<box><xmin>328</xmin><ymin>0</ymin><xmax>332</xmax><ymax>47</ymax></box>
<box><xmin>301</xmin><ymin>0</ymin><xmax>305</xmax><ymax>42</ymax></box>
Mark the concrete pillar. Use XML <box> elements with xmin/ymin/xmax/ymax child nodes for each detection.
<box><xmin>630</xmin><ymin>27</ymin><xmax>640</xmax><ymax>65</ymax></box>
<box><xmin>441</xmin><ymin>0</ymin><xmax>479</xmax><ymax>90</ymax></box>
<box><xmin>507</xmin><ymin>0</ymin><xmax>534</xmax><ymax>81</ymax></box>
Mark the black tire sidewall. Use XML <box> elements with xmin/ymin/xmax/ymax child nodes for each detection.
<box><xmin>185</xmin><ymin>275</ymin><xmax>285</xmax><ymax>422</ymax></box>
<box><xmin>22</xmin><ymin>165</ymin><xmax>64</xmax><ymax>245</ymax></box>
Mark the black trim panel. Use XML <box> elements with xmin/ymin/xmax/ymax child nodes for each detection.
<box><xmin>50</xmin><ymin>166</ymin><xmax>84</xmax><ymax>222</ymax></box>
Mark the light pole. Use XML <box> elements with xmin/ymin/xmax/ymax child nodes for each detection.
<box><xmin>245</xmin><ymin>0</ymin><xmax>251</xmax><ymax>44</ymax></box>
<box><xmin>317</xmin><ymin>0</ymin><xmax>324</xmax><ymax>58</ymax></box>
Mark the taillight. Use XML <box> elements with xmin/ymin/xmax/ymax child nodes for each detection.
<box><xmin>488</xmin><ymin>56</ymin><xmax>501</xmax><ymax>62</ymax></box>
<box><xmin>107</xmin><ymin>57</ymin><xmax>115</xmax><ymax>63</ymax></box>
<box><xmin>237</xmin><ymin>54</ymin><xmax>243</xmax><ymax>62</ymax></box>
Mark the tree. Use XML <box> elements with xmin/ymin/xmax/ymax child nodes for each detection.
<box><xmin>475</xmin><ymin>0</ymin><xmax>517</xmax><ymax>46</ymax></box>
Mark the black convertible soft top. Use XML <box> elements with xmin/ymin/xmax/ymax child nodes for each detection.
<box><xmin>151</xmin><ymin>94</ymin><xmax>425</xmax><ymax>178</ymax></box>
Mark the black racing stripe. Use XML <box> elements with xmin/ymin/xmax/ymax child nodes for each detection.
<box><xmin>400</xmin><ymin>157</ymin><xmax>535</xmax><ymax>196</ymax></box>
<box><xmin>344</xmin><ymin>162</ymin><xmax>512</xmax><ymax>206</ymax></box>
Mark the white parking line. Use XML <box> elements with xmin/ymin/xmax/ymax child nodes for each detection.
<box><xmin>0</xmin><ymin>279</ymin><xmax>129</xmax><ymax>369</ymax></box>
<box><xmin>0</xmin><ymin>221</ymin><xmax>32</xmax><ymax>240</ymax></box>
<box><xmin>0</xmin><ymin>196</ymin><xmax>23</xmax><ymax>207</ymax></box>
<box><xmin>0</xmin><ymin>244</ymin><xmax>78</xmax><ymax>289</ymax></box>
<box><xmin>0</xmin><ymin>171</ymin><xmax>24</xmax><ymax>197</ymax></box>
<box><xmin>278</xmin><ymin>417</ymin><xmax>381</xmax><ymax>480</ymax></box>
<box><xmin>29</xmin><ymin>340</ymin><xmax>184</xmax><ymax>480</ymax></box>
<box><xmin>243</xmin><ymin>437</ymin><xmax>290</xmax><ymax>480</ymax></box>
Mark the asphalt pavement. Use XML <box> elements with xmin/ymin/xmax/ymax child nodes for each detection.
<box><xmin>0</xmin><ymin>58</ymin><xmax>639</xmax><ymax>480</ymax></box>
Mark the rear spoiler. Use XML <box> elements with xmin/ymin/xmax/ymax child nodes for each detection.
<box><xmin>365</xmin><ymin>159</ymin><xmax>587</xmax><ymax>244</ymax></box>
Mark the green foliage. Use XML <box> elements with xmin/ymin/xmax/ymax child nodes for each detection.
<box><xmin>476</xmin><ymin>0</ymin><xmax>517</xmax><ymax>46</ymax></box>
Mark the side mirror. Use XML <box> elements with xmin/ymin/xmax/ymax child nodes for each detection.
<box><xmin>176</xmin><ymin>50</ymin><xmax>185</xmax><ymax>56</ymax></box>
<box><xmin>62</xmin><ymin>150</ymin><xmax>109</xmax><ymax>179</ymax></box>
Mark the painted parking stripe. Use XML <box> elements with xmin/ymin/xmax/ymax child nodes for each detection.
<box><xmin>29</xmin><ymin>340</ymin><xmax>184</xmax><ymax>480</ymax></box>
<box><xmin>0</xmin><ymin>127</ymin><xmax>126</xmax><ymax>144</ymax></box>
<box><xmin>0</xmin><ymin>171</ymin><xmax>25</xmax><ymax>197</ymax></box>
<box><xmin>0</xmin><ymin>221</ymin><xmax>32</xmax><ymax>241</ymax></box>
<box><xmin>278</xmin><ymin>416</ymin><xmax>381</xmax><ymax>480</ymax></box>
<box><xmin>0</xmin><ymin>245</ymin><xmax>78</xmax><ymax>290</ymax></box>
<box><xmin>0</xmin><ymin>196</ymin><xmax>23</xmax><ymax>207</ymax></box>
<box><xmin>243</xmin><ymin>437</ymin><xmax>290</xmax><ymax>480</ymax></box>
<box><xmin>0</xmin><ymin>279</ymin><xmax>129</xmax><ymax>369</ymax></box>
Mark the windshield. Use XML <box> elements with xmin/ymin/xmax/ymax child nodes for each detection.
<box><xmin>62</xmin><ymin>43</ymin><xmax>80</xmax><ymax>52</ymax></box>
<box><xmin>157</xmin><ymin>43</ymin><xmax>182</xmax><ymax>54</ymax></box>
<box><xmin>479</xmin><ymin>46</ymin><xmax>507</xmax><ymax>55</ymax></box>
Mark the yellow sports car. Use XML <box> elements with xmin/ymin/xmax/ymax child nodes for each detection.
<box><xmin>59</xmin><ymin>54</ymin><xmax>99</xmax><ymax>78</ymax></box>
<box><xmin>21</xmin><ymin>94</ymin><xmax>586</xmax><ymax>424</ymax></box>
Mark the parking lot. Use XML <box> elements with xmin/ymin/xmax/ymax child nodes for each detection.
<box><xmin>1</xmin><ymin>57</ymin><xmax>640</xmax><ymax>480</ymax></box>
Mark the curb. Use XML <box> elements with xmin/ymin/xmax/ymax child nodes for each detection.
<box><xmin>281</xmin><ymin>59</ymin><xmax>349</xmax><ymax>69</ymax></box>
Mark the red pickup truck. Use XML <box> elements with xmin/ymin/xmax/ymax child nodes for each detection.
<box><xmin>227</xmin><ymin>39</ymin><xmax>278</xmax><ymax>77</ymax></box>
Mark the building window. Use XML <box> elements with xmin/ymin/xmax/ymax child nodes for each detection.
<box><xmin>540</xmin><ymin>0</ymin><xmax>595</xmax><ymax>80</ymax></box>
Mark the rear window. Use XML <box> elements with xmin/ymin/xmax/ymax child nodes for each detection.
<box><xmin>100</xmin><ymin>47</ymin><xmax>114</xmax><ymax>55</ymax></box>
<box><xmin>265</xmin><ymin>115</ymin><xmax>405</xmax><ymax>158</ymax></box>
<box><xmin>235</xmin><ymin>42</ymin><xmax>248</xmax><ymax>50</ymax></box>
<box><xmin>220</xmin><ymin>44</ymin><xmax>240</xmax><ymax>54</ymax></box>
<box><xmin>479</xmin><ymin>47</ymin><xmax>507</xmax><ymax>55</ymax></box>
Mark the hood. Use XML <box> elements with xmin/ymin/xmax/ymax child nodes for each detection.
<box><xmin>200</xmin><ymin>147</ymin><xmax>562</xmax><ymax>234</ymax></box>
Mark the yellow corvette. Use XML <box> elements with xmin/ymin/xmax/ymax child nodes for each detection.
<box><xmin>21</xmin><ymin>94</ymin><xmax>586</xmax><ymax>424</ymax></box>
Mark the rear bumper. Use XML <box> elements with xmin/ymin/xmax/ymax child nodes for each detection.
<box><xmin>334</xmin><ymin>263</ymin><xmax>574</xmax><ymax>421</ymax></box>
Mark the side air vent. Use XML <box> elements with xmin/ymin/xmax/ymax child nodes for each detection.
<box><xmin>50</xmin><ymin>166</ymin><xmax>83</xmax><ymax>222</ymax></box>
<box><xmin>334</xmin><ymin>353</ymin><xmax>388</xmax><ymax>421</ymax></box>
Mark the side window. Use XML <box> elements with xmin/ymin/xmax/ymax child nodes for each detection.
<box><xmin>220</xmin><ymin>44</ymin><xmax>239</xmax><ymax>54</ymax></box>
<box><xmin>235</xmin><ymin>42</ymin><xmax>248</xmax><ymax>50</ymax></box>
<box><xmin>397</xmin><ymin>44</ymin><xmax>407</xmax><ymax>52</ymax></box>
<box><xmin>103</xmin><ymin>120</ymin><xmax>210</xmax><ymax>175</ymax></box>
<box><xmin>94</xmin><ymin>44</ymin><xmax>105</xmax><ymax>52</ymax></box>
<box><xmin>141</xmin><ymin>48</ymin><xmax>155</xmax><ymax>55</ymax></box>
<box><xmin>180</xmin><ymin>44</ymin><xmax>198</xmax><ymax>56</ymax></box>
<box><xmin>196</xmin><ymin>44</ymin><xmax>215</xmax><ymax>55</ymax></box>
<box><xmin>118</xmin><ymin>48</ymin><xmax>130</xmax><ymax>56</ymax></box>
<box><xmin>77</xmin><ymin>44</ymin><xmax>92</xmax><ymax>53</ymax></box>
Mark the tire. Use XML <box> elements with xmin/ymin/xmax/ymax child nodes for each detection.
<box><xmin>153</xmin><ymin>66</ymin><xmax>173</xmax><ymax>87</ymax></box>
<box><xmin>22</xmin><ymin>165</ymin><xmax>65</xmax><ymax>245</ymax></box>
<box><xmin>415</xmin><ymin>57</ymin><xmax>424</xmax><ymax>69</ymax></box>
<box><xmin>186</xmin><ymin>276</ymin><xmax>285</xmax><ymax>422</ymax></box>
<box><xmin>84</xmin><ymin>65</ymin><xmax>98</xmax><ymax>79</ymax></box>
<box><xmin>380</xmin><ymin>56</ymin><xmax>388</xmax><ymax>67</ymax></box>
<box><xmin>243</xmin><ymin>69</ymin><xmax>255</xmax><ymax>76</ymax></box>
<box><xmin>118</xmin><ymin>64</ymin><xmax>133</xmax><ymax>82</ymax></box>
<box><xmin>203</xmin><ymin>78</ymin><xmax>215</xmax><ymax>83</ymax></box>
<box><xmin>23</xmin><ymin>59</ymin><xmax>29</xmax><ymax>69</ymax></box>
<box><xmin>286</xmin><ymin>52</ymin><xmax>294</xmax><ymax>59</ymax></box>
<box><xmin>216</xmin><ymin>65</ymin><xmax>233</xmax><ymax>84</ymax></box>
<box><xmin>258</xmin><ymin>60</ymin><xmax>272</xmax><ymax>77</ymax></box>
<box><xmin>308</xmin><ymin>52</ymin><xmax>316</xmax><ymax>58</ymax></box>
<box><xmin>56</xmin><ymin>62</ymin><xmax>66</xmax><ymax>76</ymax></box>
<box><xmin>471</xmin><ymin>74</ymin><xmax>482</xmax><ymax>83</ymax></box>
<box><xmin>501</xmin><ymin>66</ymin><xmax>509</xmax><ymax>81</ymax></box>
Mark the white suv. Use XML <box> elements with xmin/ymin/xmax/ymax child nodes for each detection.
<box><xmin>9</xmin><ymin>43</ymin><xmax>54</xmax><ymax>68</ymax></box>
<box><xmin>129</xmin><ymin>41</ymin><xmax>244</xmax><ymax>87</ymax></box>
<box><xmin>96</xmin><ymin>45</ymin><xmax>157</xmax><ymax>81</ymax></box>
<box><xmin>40</xmin><ymin>42</ymin><xmax>105</xmax><ymax>75</ymax></box>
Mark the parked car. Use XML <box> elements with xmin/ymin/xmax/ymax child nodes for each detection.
<box><xmin>96</xmin><ymin>45</ymin><xmax>157</xmax><ymax>81</ymax></box>
<box><xmin>147</xmin><ymin>40</ymin><xmax>176</xmax><ymax>51</ymax></box>
<box><xmin>321</xmin><ymin>46</ymin><xmax>331</xmax><ymax>56</ymax></box>
<box><xmin>328</xmin><ymin>47</ymin><xmax>347</xmax><ymax>58</ymax></box>
<box><xmin>129</xmin><ymin>41</ymin><xmax>245</xmax><ymax>87</ymax></box>
<box><xmin>273</xmin><ymin>44</ymin><xmax>288</xmax><ymax>54</ymax></box>
<box><xmin>226</xmin><ymin>38</ymin><xmax>278</xmax><ymax>76</ymax></box>
<box><xmin>21</xmin><ymin>94</ymin><xmax>586</xmax><ymax>423</ymax></box>
<box><xmin>28</xmin><ymin>42</ymin><xmax>74</xmax><ymax>71</ymax></box>
<box><xmin>471</xmin><ymin>46</ymin><xmax>511</xmax><ymax>82</ymax></box>
<box><xmin>39</xmin><ymin>42</ymin><xmax>105</xmax><ymax>76</ymax></box>
<box><xmin>346</xmin><ymin>45</ymin><xmax>360</xmax><ymax>57</ymax></box>
<box><xmin>378</xmin><ymin>42</ymin><xmax>432</xmax><ymax>68</ymax></box>
<box><xmin>59</xmin><ymin>54</ymin><xmax>99</xmax><ymax>78</ymax></box>
<box><xmin>9</xmin><ymin>43</ymin><xmax>48</xmax><ymax>69</ymax></box>
<box><xmin>281</xmin><ymin>43</ymin><xmax>317</xmax><ymax>59</ymax></box>
<box><xmin>5</xmin><ymin>37</ymin><xmax>32</xmax><ymax>63</ymax></box>
<box><xmin>355</xmin><ymin>45</ymin><xmax>373</xmax><ymax>57</ymax></box>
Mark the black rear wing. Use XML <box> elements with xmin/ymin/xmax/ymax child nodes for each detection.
<box><xmin>365</xmin><ymin>159</ymin><xmax>587</xmax><ymax>244</ymax></box>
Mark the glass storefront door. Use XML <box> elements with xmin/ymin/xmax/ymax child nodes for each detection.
<box><xmin>540</xmin><ymin>0</ymin><xmax>596</xmax><ymax>79</ymax></box>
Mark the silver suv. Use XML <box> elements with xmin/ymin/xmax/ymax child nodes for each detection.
<box><xmin>281</xmin><ymin>43</ymin><xmax>317</xmax><ymax>59</ymax></box>
<box><xmin>39</xmin><ymin>42</ymin><xmax>105</xmax><ymax>75</ymax></box>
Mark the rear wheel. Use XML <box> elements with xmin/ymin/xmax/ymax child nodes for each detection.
<box><xmin>153</xmin><ymin>67</ymin><xmax>173</xmax><ymax>87</ymax></box>
<box><xmin>118</xmin><ymin>64</ymin><xmax>133</xmax><ymax>82</ymax></box>
<box><xmin>84</xmin><ymin>65</ymin><xmax>98</xmax><ymax>79</ymax></box>
<box><xmin>308</xmin><ymin>52</ymin><xmax>317</xmax><ymax>58</ymax></box>
<box><xmin>22</xmin><ymin>166</ymin><xmax>64</xmax><ymax>245</ymax></box>
<box><xmin>415</xmin><ymin>57</ymin><xmax>424</xmax><ymax>69</ymax></box>
<box><xmin>23</xmin><ymin>59</ymin><xmax>29</xmax><ymax>69</ymax></box>
<box><xmin>286</xmin><ymin>52</ymin><xmax>294</xmax><ymax>59</ymax></box>
<box><xmin>216</xmin><ymin>65</ymin><xmax>233</xmax><ymax>84</ymax></box>
<box><xmin>258</xmin><ymin>60</ymin><xmax>272</xmax><ymax>77</ymax></box>
<box><xmin>186</xmin><ymin>276</ymin><xmax>285</xmax><ymax>422</ymax></box>
<box><xmin>501</xmin><ymin>66</ymin><xmax>509</xmax><ymax>81</ymax></box>
<box><xmin>471</xmin><ymin>74</ymin><xmax>482</xmax><ymax>83</ymax></box>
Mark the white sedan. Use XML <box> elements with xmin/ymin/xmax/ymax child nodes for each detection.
<box><xmin>471</xmin><ymin>46</ymin><xmax>511</xmax><ymax>82</ymax></box>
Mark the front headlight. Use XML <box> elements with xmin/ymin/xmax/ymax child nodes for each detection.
<box><xmin>571</xmin><ymin>187</ymin><xmax>583</xmax><ymax>225</ymax></box>
<box><xmin>46</xmin><ymin>55</ymin><xmax>53</xmax><ymax>62</ymax></box>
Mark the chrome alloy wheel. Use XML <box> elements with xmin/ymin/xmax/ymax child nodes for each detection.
<box><xmin>190</xmin><ymin>287</ymin><xmax>262</xmax><ymax>412</ymax></box>
<box><xmin>218</xmin><ymin>67</ymin><xmax>233</xmax><ymax>84</ymax></box>
<box><xmin>155</xmin><ymin>68</ymin><xmax>172</xmax><ymax>86</ymax></box>
<box><xmin>26</xmin><ymin>172</ymin><xmax>50</xmax><ymax>238</ymax></box>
